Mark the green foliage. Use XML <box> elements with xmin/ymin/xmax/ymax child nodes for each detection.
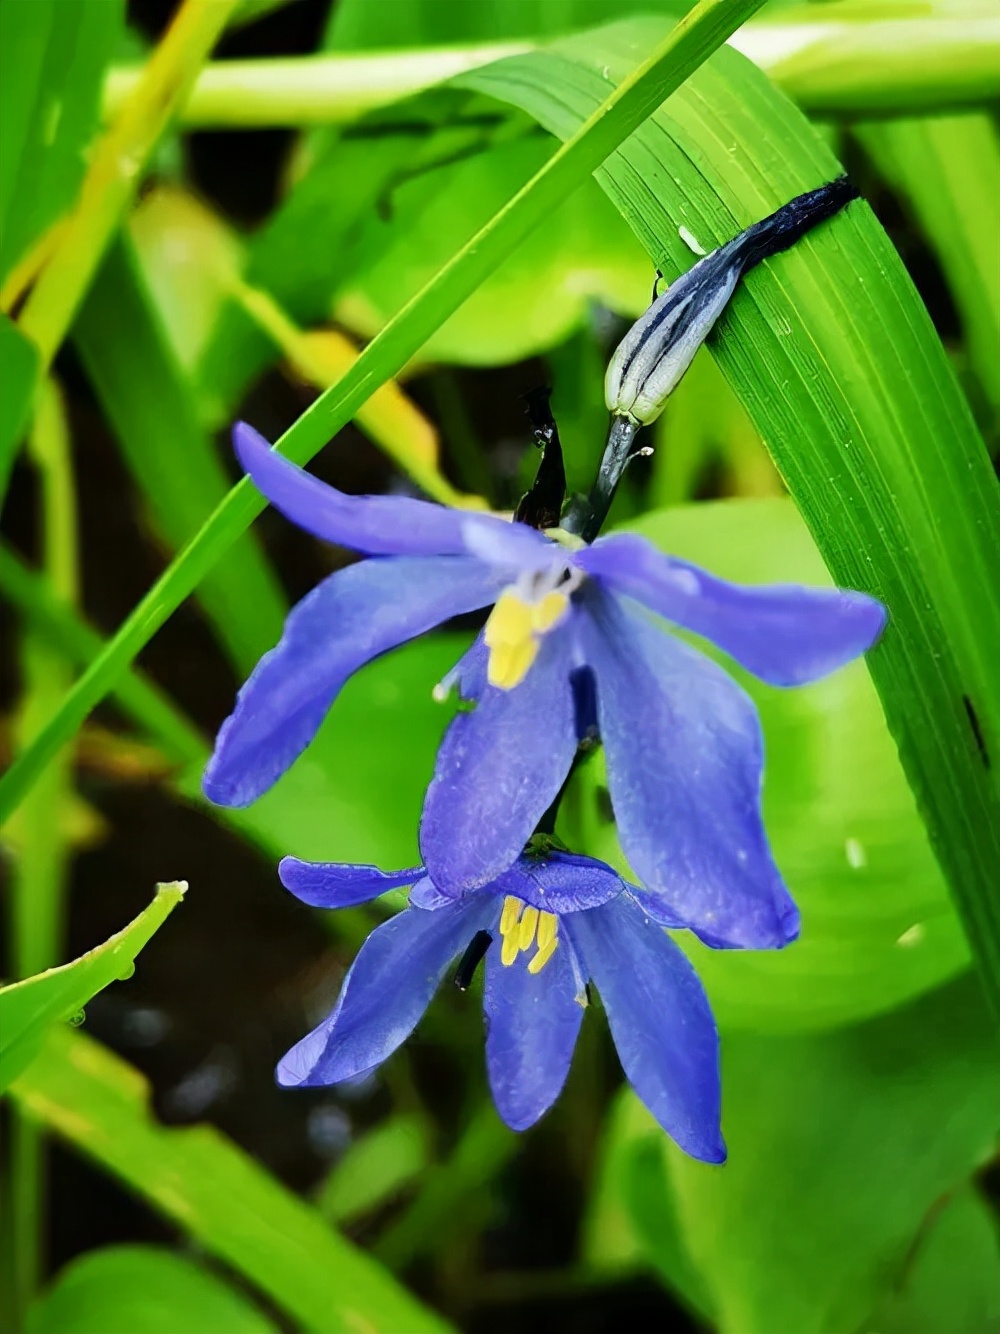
<box><xmin>2</xmin><ymin>2</ymin><xmax>998</xmax><ymax>1332</ymax></box>
<box><xmin>0</xmin><ymin>884</ymin><xmax>184</xmax><ymax>1092</ymax></box>
<box><xmin>0</xmin><ymin>315</ymin><xmax>39</xmax><ymax>500</ymax></box>
<box><xmin>9</xmin><ymin>1028</ymin><xmax>453</xmax><ymax>1334</ymax></box>
<box><xmin>26</xmin><ymin>1246</ymin><xmax>277</xmax><ymax>1334</ymax></box>
<box><xmin>0</xmin><ymin>0</ymin><xmax>122</xmax><ymax>287</ymax></box>
<box><xmin>587</xmin><ymin>976</ymin><xmax>998</xmax><ymax>1333</ymax></box>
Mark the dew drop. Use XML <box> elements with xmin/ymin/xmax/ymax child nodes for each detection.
<box><xmin>68</xmin><ymin>1009</ymin><xmax>86</xmax><ymax>1027</ymax></box>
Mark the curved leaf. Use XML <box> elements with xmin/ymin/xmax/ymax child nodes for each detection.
<box><xmin>459</xmin><ymin>14</ymin><xmax>1000</xmax><ymax>1007</ymax></box>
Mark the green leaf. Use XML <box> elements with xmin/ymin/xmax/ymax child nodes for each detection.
<box><xmin>9</xmin><ymin>1028</ymin><xmax>453</xmax><ymax>1334</ymax></box>
<box><xmin>0</xmin><ymin>0</ymin><xmax>122</xmax><ymax>286</ymax></box>
<box><xmin>590</xmin><ymin>976</ymin><xmax>998</xmax><ymax>1334</ymax></box>
<box><xmin>868</xmin><ymin>1187</ymin><xmax>1000</xmax><ymax>1334</ymax></box>
<box><xmin>0</xmin><ymin>882</ymin><xmax>184</xmax><ymax>1092</ymax></box>
<box><xmin>565</xmin><ymin>497</ymin><xmax>969</xmax><ymax>1031</ymax></box>
<box><xmin>316</xmin><ymin>1114</ymin><xmax>430</xmax><ymax>1226</ymax></box>
<box><xmin>670</xmin><ymin>977</ymin><xmax>997</xmax><ymax>1334</ymax></box>
<box><xmin>0</xmin><ymin>1</ymin><xmax>768</xmax><ymax>827</ymax></box>
<box><xmin>335</xmin><ymin>133</ymin><xmax>650</xmax><ymax>366</ymax></box>
<box><xmin>853</xmin><ymin>112</ymin><xmax>1000</xmax><ymax>430</ymax></box>
<box><xmin>72</xmin><ymin>236</ymin><xmax>287</xmax><ymax>677</ymax></box>
<box><xmin>26</xmin><ymin>1245</ymin><xmax>277</xmax><ymax>1334</ymax></box>
<box><xmin>0</xmin><ymin>314</ymin><xmax>40</xmax><ymax>501</ymax></box>
<box><xmin>458</xmin><ymin>14</ymin><xmax>1000</xmax><ymax>1006</ymax></box>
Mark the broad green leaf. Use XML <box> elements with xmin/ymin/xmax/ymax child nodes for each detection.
<box><xmin>316</xmin><ymin>1114</ymin><xmax>430</xmax><ymax>1225</ymax></box>
<box><xmin>9</xmin><ymin>1028</ymin><xmax>452</xmax><ymax>1334</ymax></box>
<box><xmin>0</xmin><ymin>2</ymin><xmax>769</xmax><ymax>829</ymax></box>
<box><xmin>459</xmin><ymin>14</ymin><xmax>1000</xmax><ymax>1005</ymax></box>
<box><xmin>853</xmin><ymin>112</ymin><xmax>1000</xmax><ymax>430</ymax></box>
<box><xmin>73</xmin><ymin>236</ymin><xmax>287</xmax><ymax>677</ymax></box>
<box><xmin>335</xmin><ymin>134</ymin><xmax>651</xmax><ymax>365</ymax></box>
<box><xmin>589</xmin><ymin>976</ymin><xmax>997</xmax><ymax>1334</ymax></box>
<box><xmin>666</xmin><ymin>977</ymin><xmax>998</xmax><ymax>1334</ymax></box>
<box><xmin>0</xmin><ymin>0</ymin><xmax>122</xmax><ymax>286</ymax></box>
<box><xmin>565</xmin><ymin>497</ymin><xmax>969</xmax><ymax>1031</ymax></box>
<box><xmin>26</xmin><ymin>1245</ymin><xmax>277</xmax><ymax>1334</ymax></box>
<box><xmin>868</xmin><ymin>1187</ymin><xmax>1000</xmax><ymax>1334</ymax></box>
<box><xmin>0</xmin><ymin>883</ymin><xmax>184</xmax><ymax>1092</ymax></box>
<box><xmin>0</xmin><ymin>314</ymin><xmax>40</xmax><ymax>501</ymax></box>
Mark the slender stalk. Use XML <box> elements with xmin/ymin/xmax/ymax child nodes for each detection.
<box><xmin>102</xmin><ymin>14</ymin><xmax>1000</xmax><ymax>128</ymax></box>
<box><xmin>6</xmin><ymin>381</ymin><xmax>78</xmax><ymax>1331</ymax></box>
<box><xmin>17</xmin><ymin>0</ymin><xmax>239</xmax><ymax>370</ymax></box>
<box><xmin>0</xmin><ymin>0</ymin><xmax>768</xmax><ymax>826</ymax></box>
<box><xmin>0</xmin><ymin>544</ymin><xmax>206</xmax><ymax>766</ymax></box>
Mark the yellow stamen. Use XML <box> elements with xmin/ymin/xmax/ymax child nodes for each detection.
<box><xmin>486</xmin><ymin>637</ymin><xmax>539</xmax><ymax>690</ymax></box>
<box><xmin>483</xmin><ymin>584</ymin><xmax>571</xmax><ymax>691</ymax></box>
<box><xmin>536</xmin><ymin>911</ymin><xmax>558</xmax><ymax>952</ymax></box>
<box><xmin>528</xmin><ymin>935</ymin><xmax>559</xmax><ymax>974</ymax></box>
<box><xmin>500</xmin><ymin>895</ymin><xmax>523</xmax><ymax>937</ymax></box>
<box><xmin>517</xmin><ymin>905</ymin><xmax>540</xmax><ymax>951</ymax></box>
<box><xmin>531</xmin><ymin>590</ymin><xmax>569</xmax><ymax>635</ymax></box>
<box><xmin>500</xmin><ymin>931</ymin><xmax>521</xmax><ymax>967</ymax></box>
<box><xmin>484</xmin><ymin>591</ymin><xmax>533</xmax><ymax>648</ymax></box>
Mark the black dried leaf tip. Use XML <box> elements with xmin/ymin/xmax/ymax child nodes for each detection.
<box><xmin>455</xmin><ymin>930</ymin><xmax>493</xmax><ymax>990</ymax></box>
<box><xmin>515</xmin><ymin>386</ymin><xmax>566</xmax><ymax>531</ymax></box>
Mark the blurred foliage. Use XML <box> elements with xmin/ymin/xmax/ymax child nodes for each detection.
<box><xmin>1</xmin><ymin>1</ymin><xmax>998</xmax><ymax>1333</ymax></box>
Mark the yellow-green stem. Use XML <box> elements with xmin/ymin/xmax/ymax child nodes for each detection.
<box><xmin>17</xmin><ymin>0</ymin><xmax>239</xmax><ymax>370</ymax></box>
<box><xmin>6</xmin><ymin>380</ymin><xmax>78</xmax><ymax>1332</ymax></box>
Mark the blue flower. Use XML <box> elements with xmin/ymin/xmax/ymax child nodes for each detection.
<box><xmin>275</xmin><ymin>849</ymin><xmax>726</xmax><ymax>1162</ymax></box>
<box><xmin>204</xmin><ymin>422</ymin><xmax>886</xmax><ymax>949</ymax></box>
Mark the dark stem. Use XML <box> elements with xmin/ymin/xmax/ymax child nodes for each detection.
<box><xmin>515</xmin><ymin>386</ymin><xmax>567</xmax><ymax>531</ymax></box>
<box><xmin>572</xmin><ymin>415</ymin><xmax>641</xmax><ymax>542</ymax></box>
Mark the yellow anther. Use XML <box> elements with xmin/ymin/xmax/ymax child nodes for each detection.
<box><xmin>486</xmin><ymin>637</ymin><xmax>539</xmax><ymax>690</ymax></box>
<box><xmin>536</xmin><ymin>911</ymin><xmax>558</xmax><ymax>952</ymax></box>
<box><xmin>500</xmin><ymin>931</ymin><xmax>521</xmax><ymax>967</ymax></box>
<box><xmin>484</xmin><ymin>591</ymin><xmax>533</xmax><ymax>648</ymax></box>
<box><xmin>517</xmin><ymin>905</ymin><xmax>540</xmax><ymax>951</ymax></box>
<box><xmin>531</xmin><ymin>590</ymin><xmax>569</xmax><ymax>635</ymax></box>
<box><xmin>500</xmin><ymin>895</ymin><xmax>523</xmax><ymax>937</ymax></box>
<box><xmin>484</xmin><ymin>584</ymin><xmax>571</xmax><ymax>691</ymax></box>
<box><xmin>528</xmin><ymin>935</ymin><xmax>559</xmax><ymax>974</ymax></box>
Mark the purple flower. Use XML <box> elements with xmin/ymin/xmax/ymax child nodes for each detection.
<box><xmin>276</xmin><ymin>848</ymin><xmax>725</xmax><ymax>1162</ymax></box>
<box><xmin>204</xmin><ymin>423</ymin><xmax>886</xmax><ymax>949</ymax></box>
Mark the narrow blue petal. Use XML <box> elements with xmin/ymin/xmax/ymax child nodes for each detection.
<box><xmin>235</xmin><ymin>421</ymin><xmax>550</xmax><ymax>563</ymax></box>
<box><xmin>483</xmin><ymin>923</ymin><xmax>584</xmax><ymax>1131</ymax></box>
<box><xmin>420</xmin><ymin>626</ymin><xmax>579</xmax><ymax>896</ymax></box>
<box><xmin>493</xmin><ymin>850</ymin><xmax>625</xmax><ymax>914</ymax></box>
<box><xmin>203</xmin><ymin>554</ymin><xmax>500</xmax><ymax>807</ymax></box>
<box><xmin>579</xmin><ymin>533</ymin><xmax>886</xmax><ymax>685</ymax></box>
<box><xmin>276</xmin><ymin>898</ymin><xmax>489</xmax><ymax>1087</ymax></box>
<box><xmin>584</xmin><ymin>591</ymin><xmax>799</xmax><ymax>949</ymax></box>
<box><xmin>568</xmin><ymin>898</ymin><xmax>725</xmax><ymax>1163</ymax></box>
<box><xmin>279</xmin><ymin>858</ymin><xmax>424</xmax><ymax>908</ymax></box>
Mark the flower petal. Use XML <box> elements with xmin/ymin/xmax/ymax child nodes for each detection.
<box><xmin>483</xmin><ymin>924</ymin><xmax>584</xmax><ymax>1131</ymax></box>
<box><xmin>276</xmin><ymin>898</ymin><xmax>489</xmax><ymax>1087</ymax></box>
<box><xmin>279</xmin><ymin>858</ymin><xmax>424</xmax><ymax>908</ymax></box>
<box><xmin>235</xmin><ymin>421</ymin><xmax>549</xmax><ymax>563</ymax></box>
<box><xmin>568</xmin><ymin>897</ymin><xmax>724</xmax><ymax>1163</ymax></box>
<box><xmin>584</xmin><ymin>591</ymin><xmax>799</xmax><ymax>949</ymax></box>
<box><xmin>493</xmin><ymin>850</ymin><xmax>625</xmax><ymax>914</ymax></box>
<box><xmin>203</xmin><ymin>554</ymin><xmax>500</xmax><ymax>807</ymax></box>
<box><xmin>579</xmin><ymin>532</ymin><xmax>886</xmax><ymax>686</ymax></box>
<box><xmin>420</xmin><ymin>626</ymin><xmax>579</xmax><ymax>895</ymax></box>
